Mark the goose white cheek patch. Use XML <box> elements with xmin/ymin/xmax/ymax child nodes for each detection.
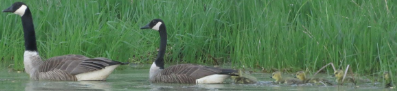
<box><xmin>152</xmin><ymin>22</ymin><xmax>162</xmax><ymax>31</ymax></box>
<box><xmin>14</xmin><ymin>5</ymin><xmax>27</xmax><ymax>16</ymax></box>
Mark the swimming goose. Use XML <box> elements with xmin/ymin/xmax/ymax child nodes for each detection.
<box><xmin>384</xmin><ymin>72</ymin><xmax>394</xmax><ymax>88</ymax></box>
<box><xmin>271</xmin><ymin>71</ymin><xmax>302</xmax><ymax>84</ymax></box>
<box><xmin>295</xmin><ymin>71</ymin><xmax>333</xmax><ymax>85</ymax></box>
<box><xmin>333</xmin><ymin>70</ymin><xmax>356</xmax><ymax>85</ymax></box>
<box><xmin>3</xmin><ymin>2</ymin><xmax>128</xmax><ymax>81</ymax></box>
<box><xmin>230</xmin><ymin>69</ymin><xmax>257</xmax><ymax>84</ymax></box>
<box><xmin>141</xmin><ymin>19</ymin><xmax>240</xmax><ymax>84</ymax></box>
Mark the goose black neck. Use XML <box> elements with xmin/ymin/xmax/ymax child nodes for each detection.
<box><xmin>155</xmin><ymin>25</ymin><xmax>167</xmax><ymax>69</ymax></box>
<box><xmin>21</xmin><ymin>8</ymin><xmax>37</xmax><ymax>51</ymax></box>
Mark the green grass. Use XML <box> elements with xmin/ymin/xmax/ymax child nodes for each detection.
<box><xmin>0</xmin><ymin>0</ymin><xmax>396</xmax><ymax>84</ymax></box>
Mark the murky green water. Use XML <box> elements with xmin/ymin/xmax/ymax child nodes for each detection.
<box><xmin>0</xmin><ymin>65</ymin><xmax>393</xmax><ymax>91</ymax></box>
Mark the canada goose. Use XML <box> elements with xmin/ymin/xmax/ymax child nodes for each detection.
<box><xmin>333</xmin><ymin>70</ymin><xmax>356</xmax><ymax>85</ymax></box>
<box><xmin>270</xmin><ymin>71</ymin><xmax>302</xmax><ymax>84</ymax></box>
<box><xmin>141</xmin><ymin>19</ymin><xmax>242</xmax><ymax>84</ymax></box>
<box><xmin>230</xmin><ymin>69</ymin><xmax>257</xmax><ymax>84</ymax></box>
<box><xmin>295</xmin><ymin>71</ymin><xmax>333</xmax><ymax>85</ymax></box>
<box><xmin>3</xmin><ymin>2</ymin><xmax>127</xmax><ymax>81</ymax></box>
<box><xmin>384</xmin><ymin>72</ymin><xmax>394</xmax><ymax>88</ymax></box>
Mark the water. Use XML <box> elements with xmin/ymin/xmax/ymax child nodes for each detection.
<box><xmin>0</xmin><ymin>65</ymin><xmax>393</xmax><ymax>91</ymax></box>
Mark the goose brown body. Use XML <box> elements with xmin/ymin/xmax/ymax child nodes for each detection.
<box><xmin>151</xmin><ymin>64</ymin><xmax>237</xmax><ymax>83</ymax></box>
<box><xmin>30</xmin><ymin>54</ymin><xmax>126</xmax><ymax>81</ymax></box>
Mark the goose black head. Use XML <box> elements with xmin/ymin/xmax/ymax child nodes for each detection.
<box><xmin>3</xmin><ymin>2</ymin><xmax>28</xmax><ymax>16</ymax></box>
<box><xmin>141</xmin><ymin>19</ymin><xmax>165</xmax><ymax>31</ymax></box>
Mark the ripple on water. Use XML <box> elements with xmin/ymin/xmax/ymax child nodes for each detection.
<box><xmin>0</xmin><ymin>66</ymin><xmax>392</xmax><ymax>91</ymax></box>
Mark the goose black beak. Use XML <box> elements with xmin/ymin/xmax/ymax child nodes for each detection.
<box><xmin>140</xmin><ymin>24</ymin><xmax>150</xmax><ymax>29</ymax></box>
<box><xmin>3</xmin><ymin>7</ymin><xmax>13</xmax><ymax>12</ymax></box>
